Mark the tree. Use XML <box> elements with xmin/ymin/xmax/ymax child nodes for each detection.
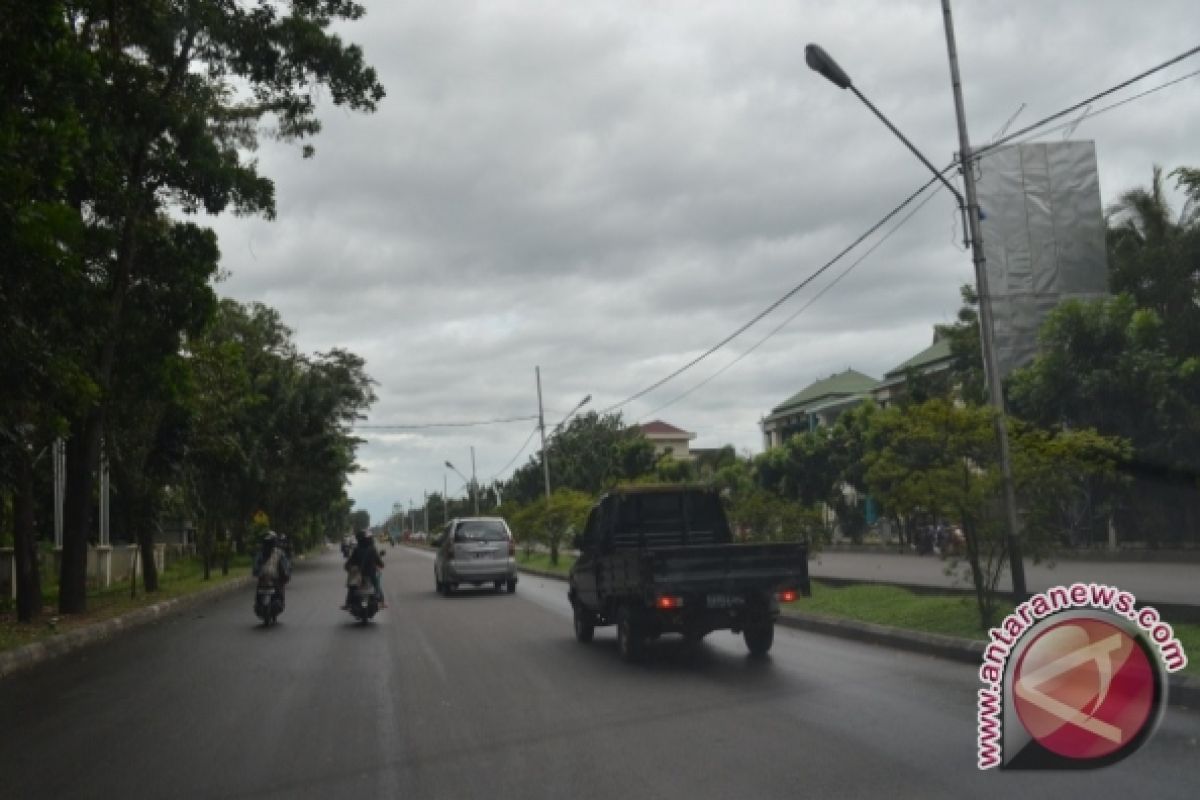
<box><xmin>29</xmin><ymin>1</ymin><xmax>385</xmax><ymax>612</ymax></box>
<box><xmin>755</xmin><ymin>403</ymin><xmax>879</xmax><ymax>543</ymax></box>
<box><xmin>504</xmin><ymin>489</ymin><xmax>592</xmax><ymax>565</ymax></box>
<box><xmin>1008</xmin><ymin>295</ymin><xmax>1199</xmax><ymax>546</ymax></box>
<box><xmin>0</xmin><ymin>0</ymin><xmax>98</xmax><ymax>621</ymax></box>
<box><xmin>502</xmin><ymin>412</ymin><xmax>655</xmax><ymax>504</ymax></box>
<box><xmin>935</xmin><ymin>285</ymin><xmax>988</xmax><ymax>406</ymax></box>
<box><xmin>1106</xmin><ymin>165</ymin><xmax>1200</xmax><ymax>366</ymax></box>
<box><xmin>349</xmin><ymin>509</ymin><xmax>370</xmax><ymax>533</ymax></box>
<box><xmin>865</xmin><ymin>399</ymin><xmax>1128</xmax><ymax>629</ymax></box>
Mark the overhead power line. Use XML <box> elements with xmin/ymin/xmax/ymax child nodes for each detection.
<box><xmin>488</xmin><ymin>424</ymin><xmax>541</xmax><ymax>482</ymax></box>
<box><xmin>598</xmin><ymin>177</ymin><xmax>942</xmax><ymax>415</ymax></box>
<box><xmin>640</xmin><ymin>176</ymin><xmax>944</xmax><ymax>421</ymax></box>
<box><xmin>1001</xmin><ymin>68</ymin><xmax>1200</xmax><ymax>148</ymax></box>
<box><xmin>355</xmin><ymin>414</ymin><xmax>538</xmax><ymax>431</ymax></box>
<box><xmin>976</xmin><ymin>43</ymin><xmax>1200</xmax><ymax>158</ymax></box>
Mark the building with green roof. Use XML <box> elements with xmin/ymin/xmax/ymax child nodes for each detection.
<box><xmin>760</xmin><ymin>368</ymin><xmax>879</xmax><ymax>449</ymax></box>
<box><xmin>870</xmin><ymin>334</ymin><xmax>955</xmax><ymax>408</ymax></box>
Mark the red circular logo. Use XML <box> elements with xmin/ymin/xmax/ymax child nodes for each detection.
<box><xmin>1013</xmin><ymin>618</ymin><xmax>1155</xmax><ymax>760</ymax></box>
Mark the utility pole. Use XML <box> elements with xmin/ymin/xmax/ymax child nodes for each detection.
<box><xmin>443</xmin><ymin>473</ymin><xmax>448</xmax><ymax>525</ymax></box>
<box><xmin>470</xmin><ymin>446</ymin><xmax>479</xmax><ymax>516</ymax></box>
<box><xmin>536</xmin><ymin>366</ymin><xmax>551</xmax><ymax>501</ymax></box>
<box><xmin>423</xmin><ymin>491</ymin><xmax>429</xmax><ymax>533</ymax></box>
<box><xmin>942</xmin><ymin>0</ymin><xmax>1027</xmax><ymax>600</ymax></box>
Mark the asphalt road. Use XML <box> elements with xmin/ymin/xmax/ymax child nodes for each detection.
<box><xmin>2</xmin><ymin>547</ymin><xmax>1197</xmax><ymax>800</ymax></box>
<box><xmin>810</xmin><ymin>551</ymin><xmax>1200</xmax><ymax>605</ymax></box>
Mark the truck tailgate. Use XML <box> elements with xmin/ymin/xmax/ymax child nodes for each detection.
<box><xmin>646</xmin><ymin>542</ymin><xmax>810</xmax><ymax>595</ymax></box>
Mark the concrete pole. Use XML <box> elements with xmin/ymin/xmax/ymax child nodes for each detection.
<box><xmin>941</xmin><ymin>0</ymin><xmax>1028</xmax><ymax>600</ymax></box>
<box><xmin>470</xmin><ymin>447</ymin><xmax>479</xmax><ymax>516</ymax></box>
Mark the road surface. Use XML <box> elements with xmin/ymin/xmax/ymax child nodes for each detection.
<box><xmin>1</xmin><ymin>547</ymin><xmax>1196</xmax><ymax>799</ymax></box>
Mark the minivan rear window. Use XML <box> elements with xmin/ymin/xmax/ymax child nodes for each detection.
<box><xmin>455</xmin><ymin>520</ymin><xmax>509</xmax><ymax>542</ymax></box>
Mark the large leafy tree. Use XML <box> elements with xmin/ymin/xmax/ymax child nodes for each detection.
<box><xmin>503</xmin><ymin>412</ymin><xmax>656</xmax><ymax>504</ymax></box>
<box><xmin>38</xmin><ymin>1</ymin><xmax>384</xmax><ymax>612</ymax></box>
<box><xmin>183</xmin><ymin>300</ymin><xmax>375</xmax><ymax>575</ymax></box>
<box><xmin>0</xmin><ymin>0</ymin><xmax>99</xmax><ymax>620</ymax></box>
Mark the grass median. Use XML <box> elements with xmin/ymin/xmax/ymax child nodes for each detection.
<box><xmin>515</xmin><ymin>551</ymin><xmax>574</xmax><ymax>576</ymax></box>
<box><xmin>512</xmin><ymin>553</ymin><xmax>1199</xmax><ymax>678</ymax></box>
<box><xmin>0</xmin><ymin>555</ymin><xmax>251</xmax><ymax>656</ymax></box>
<box><xmin>783</xmin><ymin>582</ymin><xmax>1200</xmax><ymax>678</ymax></box>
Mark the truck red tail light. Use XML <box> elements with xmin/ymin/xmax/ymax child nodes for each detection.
<box><xmin>777</xmin><ymin>589</ymin><xmax>798</xmax><ymax>603</ymax></box>
<box><xmin>655</xmin><ymin>595</ymin><xmax>684</xmax><ymax>610</ymax></box>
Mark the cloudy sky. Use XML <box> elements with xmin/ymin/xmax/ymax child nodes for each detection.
<box><xmin>207</xmin><ymin>0</ymin><xmax>1200</xmax><ymax>524</ymax></box>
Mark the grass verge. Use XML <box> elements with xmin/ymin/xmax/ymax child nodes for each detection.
<box><xmin>784</xmin><ymin>581</ymin><xmax>1200</xmax><ymax>678</ymax></box>
<box><xmin>516</xmin><ymin>551</ymin><xmax>574</xmax><ymax>576</ymax></box>
<box><xmin>0</xmin><ymin>555</ymin><xmax>251</xmax><ymax>655</ymax></box>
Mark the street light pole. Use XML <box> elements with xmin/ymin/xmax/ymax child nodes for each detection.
<box><xmin>446</xmin><ymin>460</ymin><xmax>470</xmax><ymax>516</ymax></box>
<box><xmin>805</xmin><ymin>22</ymin><xmax>1028</xmax><ymax>600</ymax></box>
<box><xmin>470</xmin><ymin>446</ymin><xmax>479</xmax><ymax>515</ymax></box>
<box><xmin>941</xmin><ymin>0</ymin><xmax>1027</xmax><ymax>599</ymax></box>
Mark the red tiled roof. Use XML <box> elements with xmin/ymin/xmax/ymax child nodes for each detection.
<box><xmin>638</xmin><ymin>420</ymin><xmax>692</xmax><ymax>436</ymax></box>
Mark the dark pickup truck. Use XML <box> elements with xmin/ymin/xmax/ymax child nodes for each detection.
<box><xmin>567</xmin><ymin>485</ymin><xmax>810</xmax><ymax>661</ymax></box>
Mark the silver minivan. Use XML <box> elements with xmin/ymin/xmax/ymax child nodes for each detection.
<box><xmin>434</xmin><ymin>517</ymin><xmax>517</xmax><ymax>595</ymax></box>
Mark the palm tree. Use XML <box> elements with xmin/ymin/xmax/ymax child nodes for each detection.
<box><xmin>1104</xmin><ymin>165</ymin><xmax>1199</xmax><ymax>345</ymax></box>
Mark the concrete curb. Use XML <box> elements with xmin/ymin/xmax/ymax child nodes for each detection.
<box><xmin>514</xmin><ymin>564</ymin><xmax>1200</xmax><ymax>709</ymax></box>
<box><xmin>0</xmin><ymin>574</ymin><xmax>254</xmax><ymax>681</ymax></box>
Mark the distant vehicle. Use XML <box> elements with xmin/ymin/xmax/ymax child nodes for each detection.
<box><xmin>433</xmin><ymin>518</ymin><xmax>517</xmax><ymax>595</ymax></box>
<box><xmin>568</xmin><ymin>485</ymin><xmax>810</xmax><ymax>661</ymax></box>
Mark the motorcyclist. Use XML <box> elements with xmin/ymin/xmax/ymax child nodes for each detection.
<box><xmin>343</xmin><ymin>529</ymin><xmax>386</xmax><ymax>609</ymax></box>
<box><xmin>252</xmin><ymin>532</ymin><xmax>292</xmax><ymax>607</ymax></box>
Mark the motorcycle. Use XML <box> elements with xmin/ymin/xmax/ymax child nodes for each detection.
<box><xmin>254</xmin><ymin>578</ymin><xmax>284</xmax><ymax>626</ymax></box>
<box><xmin>346</xmin><ymin>571</ymin><xmax>379</xmax><ymax>623</ymax></box>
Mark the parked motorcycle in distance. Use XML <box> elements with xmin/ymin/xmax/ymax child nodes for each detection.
<box><xmin>254</xmin><ymin>578</ymin><xmax>284</xmax><ymax>626</ymax></box>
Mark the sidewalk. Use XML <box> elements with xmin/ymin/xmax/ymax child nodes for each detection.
<box><xmin>809</xmin><ymin>551</ymin><xmax>1199</xmax><ymax>606</ymax></box>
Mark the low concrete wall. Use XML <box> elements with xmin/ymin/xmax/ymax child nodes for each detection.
<box><xmin>1</xmin><ymin>544</ymin><xmax>174</xmax><ymax>598</ymax></box>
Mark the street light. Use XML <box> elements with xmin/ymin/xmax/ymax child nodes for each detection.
<box><xmin>553</xmin><ymin>394</ymin><xmax>592</xmax><ymax>436</ymax></box>
<box><xmin>445</xmin><ymin>453</ymin><xmax>479</xmax><ymax>516</ymax></box>
<box><xmin>805</xmin><ymin>22</ymin><xmax>1028</xmax><ymax>600</ymax></box>
<box><xmin>541</xmin><ymin>393</ymin><xmax>592</xmax><ymax>501</ymax></box>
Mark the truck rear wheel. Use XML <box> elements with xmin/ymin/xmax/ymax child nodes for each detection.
<box><xmin>744</xmin><ymin>621</ymin><xmax>775</xmax><ymax>656</ymax></box>
<box><xmin>617</xmin><ymin>607</ymin><xmax>646</xmax><ymax>662</ymax></box>
<box><xmin>573</xmin><ymin>603</ymin><xmax>595</xmax><ymax>643</ymax></box>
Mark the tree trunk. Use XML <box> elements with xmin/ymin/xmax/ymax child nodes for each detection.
<box><xmin>13</xmin><ymin>449</ymin><xmax>42</xmax><ymax>623</ymax></box>
<box><xmin>60</xmin><ymin>414</ymin><xmax>101</xmax><ymax>613</ymax></box>
<box><xmin>201</xmin><ymin>522</ymin><xmax>212</xmax><ymax>580</ymax></box>
<box><xmin>138</xmin><ymin>524</ymin><xmax>159</xmax><ymax>593</ymax></box>
<box><xmin>961</xmin><ymin>517</ymin><xmax>993</xmax><ymax>630</ymax></box>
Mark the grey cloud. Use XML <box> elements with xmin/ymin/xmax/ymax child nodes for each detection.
<box><xmin>204</xmin><ymin>0</ymin><xmax>1200</xmax><ymax>521</ymax></box>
